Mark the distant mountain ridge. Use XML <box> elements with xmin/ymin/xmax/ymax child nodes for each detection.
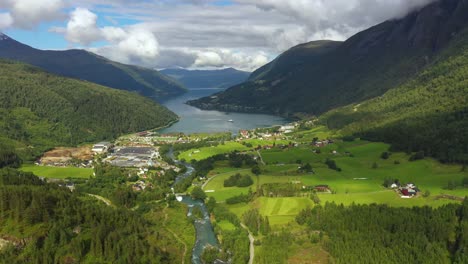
<box><xmin>0</xmin><ymin>33</ymin><xmax>186</xmax><ymax>99</ymax></box>
<box><xmin>160</xmin><ymin>68</ymin><xmax>250</xmax><ymax>89</ymax></box>
<box><xmin>189</xmin><ymin>0</ymin><xmax>468</xmax><ymax>116</ymax></box>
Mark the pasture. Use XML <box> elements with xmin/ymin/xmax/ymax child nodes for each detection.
<box><xmin>204</xmin><ymin>139</ymin><xmax>468</xmax><ymax>226</ymax></box>
<box><xmin>20</xmin><ymin>164</ymin><xmax>93</xmax><ymax>179</ymax></box>
<box><xmin>178</xmin><ymin>142</ymin><xmax>249</xmax><ymax>161</ymax></box>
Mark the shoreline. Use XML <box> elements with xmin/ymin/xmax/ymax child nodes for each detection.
<box><xmin>152</xmin><ymin>116</ymin><xmax>181</xmax><ymax>132</ymax></box>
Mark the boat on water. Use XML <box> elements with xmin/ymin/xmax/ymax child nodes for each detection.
<box><xmin>228</xmin><ymin>119</ymin><xmax>234</xmax><ymax>122</ymax></box>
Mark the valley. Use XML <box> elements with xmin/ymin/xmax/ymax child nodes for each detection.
<box><xmin>1</xmin><ymin>0</ymin><xmax>468</xmax><ymax>263</ymax></box>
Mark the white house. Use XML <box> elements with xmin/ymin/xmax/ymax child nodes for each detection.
<box><xmin>92</xmin><ymin>142</ymin><xmax>112</xmax><ymax>153</ymax></box>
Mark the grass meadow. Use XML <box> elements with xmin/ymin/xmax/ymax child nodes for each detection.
<box><xmin>20</xmin><ymin>164</ymin><xmax>93</xmax><ymax>179</ymax></box>
<box><xmin>203</xmin><ymin>139</ymin><xmax>468</xmax><ymax>227</ymax></box>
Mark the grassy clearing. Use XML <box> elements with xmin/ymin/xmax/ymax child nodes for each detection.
<box><xmin>215</xmin><ymin>220</ymin><xmax>236</xmax><ymax>231</ymax></box>
<box><xmin>257</xmin><ymin>197</ymin><xmax>313</xmax><ymax>226</ymax></box>
<box><xmin>203</xmin><ymin>168</ymin><xmax>302</xmax><ymax>201</ymax></box>
<box><xmin>20</xmin><ymin>164</ymin><xmax>92</xmax><ymax>179</ymax></box>
<box><xmin>178</xmin><ymin>142</ymin><xmax>249</xmax><ymax>161</ymax></box>
<box><xmin>294</xmin><ymin>125</ymin><xmax>335</xmax><ymax>142</ymax></box>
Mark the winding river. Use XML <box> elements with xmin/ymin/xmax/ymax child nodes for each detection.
<box><xmin>169</xmin><ymin>149</ymin><xmax>219</xmax><ymax>264</ymax></box>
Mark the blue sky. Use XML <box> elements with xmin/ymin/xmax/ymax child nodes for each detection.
<box><xmin>0</xmin><ymin>0</ymin><xmax>436</xmax><ymax>70</ymax></box>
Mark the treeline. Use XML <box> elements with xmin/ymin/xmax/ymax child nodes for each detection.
<box><xmin>258</xmin><ymin>183</ymin><xmax>302</xmax><ymax>197</ymax></box>
<box><xmin>204</xmin><ymin>197</ymin><xmax>250</xmax><ymax>264</ymax></box>
<box><xmin>296</xmin><ymin>201</ymin><xmax>468</xmax><ymax>264</ymax></box>
<box><xmin>322</xmin><ymin>31</ymin><xmax>468</xmax><ymax>163</ymax></box>
<box><xmin>226</xmin><ymin>192</ymin><xmax>253</xmax><ymax>205</ymax></box>
<box><xmin>242</xmin><ymin>209</ymin><xmax>271</xmax><ymax>236</ymax></box>
<box><xmin>0</xmin><ymin>168</ymin><xmax>174</xmax><ymax>263</ymax></box>
<box><xmin>224</xmin><ymin>173</ymin><xmax>253</xmax><ymax>187</ymax></box>
<box><xmin>192</xmin><ymin>152</ymin><xmax>257</xmax><ymax>177</ymax></box>
<box><xmin>0</xmin><ymin>142</ymin><xmax>21</xmax><ymax>168</ymax></box>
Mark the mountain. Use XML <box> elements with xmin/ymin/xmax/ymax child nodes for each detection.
<box><xmin>0</xmin><ymin>59</ymin><xmax>178</xmax><ymax>159</ymax></box>
<box><xmin>189</xmin><ymin>0</ymin><xmax>468</xmax><ymax>116</ymax></box>
<box><xmin>321</xmin><ymin>24</ymin><xmax>468</xmax><ymax>163</ymax></box>
<box><xmin>160</xmin><ymin>68</ymin><xmax>250</xmax><ymax>89</ymax></box>
<box><xmin>0</xmin><ymin>33</ymin><xmax>186</xmax><ymax>99</ymax></box>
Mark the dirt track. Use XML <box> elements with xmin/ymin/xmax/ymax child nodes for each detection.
<box><xmin>40</xmin><ymin>146</ymin><xmax>93</xmax><ymax>164</ymax></box>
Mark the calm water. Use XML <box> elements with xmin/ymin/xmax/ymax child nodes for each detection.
<box><xmin>158</xmin><ymin>89</ymin><xmax>287</xmax><ymax>134</ymax></box>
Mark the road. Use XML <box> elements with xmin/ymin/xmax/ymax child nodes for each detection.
<box><xmin>256</xmin><ymin>150</ymin><xmax>266</xmax><ymax>165</ymax></box>
<box><xmin>87</xmin><ymin>193</ymin><xmax>113</xmax><ymax>206</ymax></box>
<box><xmin>241</xmin><ymin>223</ymin><xmax>255</xmax><ymax>264</ymax></box>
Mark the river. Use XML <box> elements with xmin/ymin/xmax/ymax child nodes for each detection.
<box><xmin>158</xmin><ymin>88</ymin><xmax>288</xmax><ymax>134</ymax></box>
<box><xmin>169</xmin><ymin>149</ymin><xmax>219</xmax><ymax>264</ymax></box>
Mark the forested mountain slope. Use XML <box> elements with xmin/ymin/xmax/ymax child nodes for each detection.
<box><xmin>0</xmin><ymin>33</ymin><xmax>186</xmax><ymax>99</ymax></box>
<box><xmin>189</xmin><ymin>0</ymin><xmax>468</xmax><ymax>116</ymax></box>
<box><xmin>0</xmin><ymin>60</ymin><xmax>177</xmax><ymax>159</ymax></box>
<box><xmin>322</xmin><ymin>26</ymin><xmax>468</xmax><ymax>163</ymax></box>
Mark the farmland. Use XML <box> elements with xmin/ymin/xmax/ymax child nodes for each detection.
<box><xmin>201</xmin><ymin>139</ymin><xmax>468</xmax><ymax>228</ymax></box>
<box><xmin>20</xmin><ymin>164</ymin><xmax>93</xmax><ymax>179</ymax></box>
<box><xmin>178</xmin><ymin>141</ymin><xmax>249</xmax><ymax>161</ymax></box>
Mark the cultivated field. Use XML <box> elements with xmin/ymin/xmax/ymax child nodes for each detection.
<box><xmin>20</xmin><ymin>164</ymin><xmax>93</xmax><ymax>179</ymax></box>
<box><xmin>178</xmin><ymin>142</ymin><xmax>249</xmax><ymax>161</ymax></box>
<box><xmin>203</xmin><ymin>139</ymin><xmax>468</xmax><ymax>227</ymax></box>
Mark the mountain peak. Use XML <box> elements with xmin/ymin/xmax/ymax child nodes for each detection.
<box><xmin>0</xmin><ymin>33</ymin><xmax>10</xmax><ymax>41</ymax></box>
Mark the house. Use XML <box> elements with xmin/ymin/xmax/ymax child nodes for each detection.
<box><xmin>390</xmin><ymin>183</ymin><xmax>398</xmax><ymax>189</ymax></box>
<box><xmin>138</xmin><ymin>131</ymin><xmax>149</xmax><ymax>137</ymax></box>
<box><xmin>132</xmin><ymin>184</ymin><xmax>143</xmax><ymax>192</ymax></box>
<box><xmin>92</xmin><ymin>142</ymin><xmax>112</xmax><ymax>153</ymax></box>
<box><xmin>279</xmin><ymin>125</ymin><xmax>295</xmax><ymax>132</ymax></box>
<box><xmin>240</xmin><ymin>130</ymin><xmax>249</xmax><ymax>138</ymax></box>
<box><xmin>401</xmin><ymin>188</ymin><xmax>410</xmax><ymax>196</ymax></box>
<box><xmin>314</xmin><ymin>185</ymin><xmax>330</xmax><ymax>192</ymax></box>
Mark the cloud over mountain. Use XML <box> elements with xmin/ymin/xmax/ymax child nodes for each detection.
<box><xmin>1</xmin><ymin>0</ymin><xmax>438</xmax><ymax>70</ymax></box>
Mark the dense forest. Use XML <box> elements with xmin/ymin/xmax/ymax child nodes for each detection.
<box><xmin>0</xmin><ymin>60</ymin><xmax>177</xmax><ymax>160</ymax></box>
<box><xmin>323</xmin><ymin>27</ymin><xmax>468</xmax><ymax>163</ymax></box>
<box><xmin>296</xmin><ymin>201</ymin><xmax>468</xmax><ymax>264</ymax></box>
<box><xmin>0</xmin><ymin>168</ymin><xmax>174</xmax><ymax>263</ymax></box>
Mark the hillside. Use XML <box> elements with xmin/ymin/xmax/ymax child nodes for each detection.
<box><xmin>0</xmin><ymin>60</ymin><xmax>178</xmax><ymax>159</ymax></box>
<box><xmin>189</xmin><ymin>0</ymin><xmax>468</xmax><ymax>116</ymax></box>
<box><xmin>0</xmin><ymin>34</ymin><xmax>186</xmax><ymax>99</ymax></box>
<box><xmin>160</xmin><ymin>68</ymin><xmax>250</xmax><ymax>89</ymax></box>
<box><xmin>322</xmin><ymin>25</ymin><xmax>468</xmax><ymax>163</ymax></box>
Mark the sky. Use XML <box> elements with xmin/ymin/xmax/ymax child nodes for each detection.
<box><xmin>0</xmin><ymin>0</ymin><xmax>436</xmax><ymax>71</ymax></box>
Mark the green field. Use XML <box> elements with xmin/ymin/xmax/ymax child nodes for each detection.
<box><xmin>20</xmin><ymin>164</ymin><xmax>93</xmax><ymax>179</ymax></box>
<box><xmin>178</xmin><ymin>141</ymin><xmax>249</xmax><ymax>161</ymax></box>
<box><xmin>204</xmin><ymin>139</ymin><xmax>468</xmax><ymax>227</ymax></box>
<box><xmin>242</xmin><ymin>139</ymin><xmax>290</xmax><ymax>147</ymax></box>
<box><xmin>215</xmin><ymin>220</ymin><xmax>236</xmax><ymax>231</ymax></box>
<box><xmin>294</xmin><ymin>125</ymin><xmax>336</xmax><ymax>142</ymax></box>
<box><xmin>203</xmin><ymin>168</ymin><xmax>300</xmax><ymax>201</ymax></box>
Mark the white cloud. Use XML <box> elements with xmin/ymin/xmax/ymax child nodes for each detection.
<box><xmin>0</xmin><ymin>13</ymin><xmax>13</xmax><ymax>30</ymax></box>
<box><xmin>64</xmin><ymin>8</ymin><xmax>101</xmax><ymax>45</ymax></box>
<box><xmin>235</xmin><ymin>0</ymin><xmax>437</xmax><ymax>38</ymax></box>
<box><xmin>4</xmin><ymin>0</ymin><xmax>440</xmax><ymax>70</ymax></box>
<box><xmin>65</xmin><ymin>0</ymin><xmax>437</xmax><ymax>70</ymax></box>
<box><xmin>54</xmin><ymin>8</ymin><xmax>160</xmax><ymax>65</ymax></box>
<box><xmin>1</xmin><ymin>0</ymin><xmax>64</xmax><ymax>29</ymax></box>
